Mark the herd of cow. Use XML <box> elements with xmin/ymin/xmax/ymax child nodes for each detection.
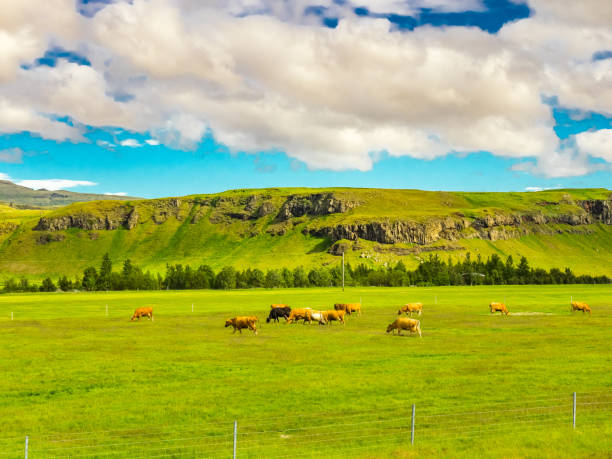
<box><xmin>219</xmin><ymin>302</ymin><xmax>423</xmax><ymax>337</ymax></box>
<box><xmin>130</xmin><ymin>300</ymin><xmax>592</xmax><ymax>337</ymax></box>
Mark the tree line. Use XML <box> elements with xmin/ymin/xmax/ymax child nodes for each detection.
<box><xmin>2</xmin><ymin>252</ymin><xmax>609</xmax><ymax>294</ymax></box>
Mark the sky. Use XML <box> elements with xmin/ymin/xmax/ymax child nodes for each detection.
<box><xmin>0</xmin><ymin>0</ymin><xmax>611</xmax><ymax>198</ymax></box>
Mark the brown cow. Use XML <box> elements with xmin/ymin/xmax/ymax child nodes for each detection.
<box><xmin>571</xmin><ymin>301</ymin><xmax>591</xmax><ymax>315</ymax></box>
<box><xmin>225</xmin><ymin>316</ymin><xmax>258</xmax><ymax>334</ymax></box>
<box><xmin>386</xmin><ymin>318</ymin><xmax>421</xmax><ymax>337</ymax></box>
<box><xmin>398</xmin><ymin>303</ymin><xmax>423</xmax><ymax>316</ymax></box>
<box><xmin>489</xmin><ymin>302</ymin><xmax>509</xmax><ymax>315</ymax></box>
<box><xmin>131</xmin><ymin>307</ymin><xmax>154</xmax><ymax>321</ymax></box>
<box><xmin>322</xmin><ymin>310</ymin><xmax>346</xmax><ymax>325</ymax></box>
<box><xmin>335</xmin><ymin>303</ymin><xmax>361</xmax><ymax>315</ymax></box>
<box><xmin>287</xmin><ymin>308</ymin><xmax>312</xmax><ymax>324</ymax></box>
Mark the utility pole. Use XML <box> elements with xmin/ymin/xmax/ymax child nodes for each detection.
<box><xmin>342</xmin><ymin>252</ymin><xmax>345</xmax><ymax>292</ymax></box>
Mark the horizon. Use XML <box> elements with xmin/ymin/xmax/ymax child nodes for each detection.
<box><xmin>1</xmin><ymin>1</ymin><xmax>611</xmax><ymax>198</ymax></box>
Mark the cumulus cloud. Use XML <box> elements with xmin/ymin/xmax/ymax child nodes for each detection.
<box><xmin>0</xmin><ymin>0</ymin><xmax>611</xmax><ymax>177</ymax></box>
<box><xmin>574</xmin><ymin>129</ymin><xmax>612</xmax><ymax>163</ymax></box>
<box><xmin>16</xmin><ymin>179</ymin><xmax>98</xmax><ymax>191</ymax></box>
<box><xmin>145</xmin><ymin>139</ymin><xmax>160</xmax><ymax>146</ymax></box>
<box><xmin>525</xmin><ymin>187</ymin><xmax>542</xmax><ymax>192</ymax></box>
<box><xmin>104</xmin><ymin>191</ymin><xmax>128</xmax><ymax>196</ymax></box>
<box><xmin>0</xmin><ymin>147</ymin><xmax>23</xmax><ymax>164</ymax></box>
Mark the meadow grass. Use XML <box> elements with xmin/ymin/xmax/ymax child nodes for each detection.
<box><xmin>0</xmin><ymin>285</ymin><xmax>610</xmax><ymax>457</ymax></box>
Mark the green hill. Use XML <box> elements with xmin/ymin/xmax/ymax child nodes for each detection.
<box><xmin>0</xmin><ymin>180</ymin><xmax>140</xmax><ymax>208</ymax></box>
<box><xmin>1</xmin><ymin>187</ymin><xmax>611</xmax><ymax>280</ymax></box>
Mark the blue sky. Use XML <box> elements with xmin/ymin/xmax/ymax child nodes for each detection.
<box><xmin>1</xmin><ymin>0</ymin><xmax>611</xmax><ymax>198</ymax></box>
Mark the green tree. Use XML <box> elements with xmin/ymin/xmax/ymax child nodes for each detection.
<box><xmin>40</xmin><ymin>277</ymin><xmax>56</xmax><ymax>292</ymax></box>
<box><xmin>215</xmin><ymin>266</ymin><xmax>237</xmax><ymax>290</ymax></box>
<box><xmin>82</xmin><ymin>267</ymin><xmax>98</xmax><ymax>291</ymax></box>
<box><xmin>97</xmin><ymin>253</ymin><xmax>113</xmax><ymax>291</ymax></box>
<box><xmin>58</xmin><ymin>276</ymin><xmax>72</xmax><ymax>291</ymax></box>
<box><xmin>265</xmin><ymin>269</ymin><xmax>283</xmax><ymax>288</ymax></box>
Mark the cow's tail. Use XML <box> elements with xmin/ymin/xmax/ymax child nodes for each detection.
<box><xmin>416</xmin><ymin>320</ymin><xmax>422</xmax><ymax>338</ymax></box>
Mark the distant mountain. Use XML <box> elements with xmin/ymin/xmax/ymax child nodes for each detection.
<box><xmin>0</xmin><ymin>180</ymin><xmax>140</xmax><ymax>208</ymax></box>
<box><xmin>0</xmin><ymin>187</ymin><xmax>611</xmax><ymax>279</ymax></box>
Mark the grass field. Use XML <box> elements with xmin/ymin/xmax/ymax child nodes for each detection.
<box><xmin>0</xmin><ymin>286</ymin><xmax>610</xmax><ymax>457</ymax></box>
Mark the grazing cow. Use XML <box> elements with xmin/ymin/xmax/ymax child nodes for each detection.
<box><xmin>131</xmin><ymin>307</ymin><xmax>154</xmax><ymax>321</ymax></box>
<box><xmin>305</xmin><ymin>309</ymin><xmax>327</xmax><ymax>325</ymax></box>
<box><xmin>270</xmin><ymin>303</ymin><xmax>289</xmax><ymax>309</ymax></box>
<box><xmin>489</xmin><ymin>302</ymin><xmax>509</xmax><ymax>315</ymax></box>
<box><xmin>571</xmin><ymin>301</ymin><xmax>591</xmax><ymax>315</ymax></box>
<box><xmin>267</xmin><ymin>307</ymin><xmax>291</xmax><ymax>323</ymax></box>
<box><xmin>398</xmin><ymin>303</ymin><xmax>423</xmax><ymax>316</ymax></box>
<box><xmin>386</xmin><ymin>318</ymin><xmax>421</xmax><ymax>337</ymax></box>
<box><xmin>287</xmin><ymin>308</ymin><xmax>313</xmax><ymax>324</ymax></box>
<box><xmin>225</xmin><ymin>316</ymin><xmax>258</xmax><ymax>334</ymax></box>
<box><xmin>334</xmin><ymin>303</ymin><xmax>361</xmax><ymax>315</ymax></box>
<box><xmin>322</xmin><ymin>310</ymin><xmax>346</xmax><ymax>325</ymax></box>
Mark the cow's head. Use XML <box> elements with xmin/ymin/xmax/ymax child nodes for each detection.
<box><xmin>386</xmin><ymin>322</ymin><xmax>396</xmax><ymax>333</ymax></box>
<box><xmin>224</xmin><ymin>319</ymin><xmax>233</xmax><ymax>327</ymax></box>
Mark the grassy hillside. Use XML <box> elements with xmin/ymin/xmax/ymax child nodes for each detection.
<box><xmin>0</xmin><ymin>286</ymin><xmax>610</xmax><ymax>457</ymax></box>
<box><xmin>0</xmin><ymin>180</ymin><xmax>139</xmax><ymax>208</ymax></box>
<box><xmin>0</xmin><ymin>187</ymin><xmax>611</xmax><ymax>280</ymax></box>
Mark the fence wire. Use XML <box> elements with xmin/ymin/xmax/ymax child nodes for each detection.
<box><xmin>2</xmin><ymin>392</ymin><xmax>609</xmax><ymax>458</ymax></box>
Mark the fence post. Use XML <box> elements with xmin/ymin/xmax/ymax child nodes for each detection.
<box><xmin>25</xmin><ymin>436</ymin><xmax>28</xmax><ymax>459</ymax></box>
<box><xmin>411</xmin><ymin>404</ymin><xmax>415</xmax><ymax>445</ymax></box>
<box><xmin>573</xmin><ymin>392</ymin><xmax>576</xmax><ymax>429</ymax></box>
<box><xmin>233</xmin><ymin>420</ymin><xmax>237</xmax><ymax>459</ymax></box>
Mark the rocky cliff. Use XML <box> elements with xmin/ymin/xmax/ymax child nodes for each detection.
<box><xmin>31</xmin><ymin>191</ymin><xmax>612</xmax><ymax>248</ymax></box>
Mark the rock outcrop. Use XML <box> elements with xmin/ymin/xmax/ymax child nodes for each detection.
<box><xmin>35</xmin><ymin>206</ymin><xmax>136</xmax><ymax>231</ymax></box>
<box><xmin>276</xmin><ymin>193</ymin><xmax>359</xmax><ymax>221</ymax></box>
<box><xmin>306</xmin><ymin>204</ymin><xmax>609</xmax><ymax>246</ymax></box>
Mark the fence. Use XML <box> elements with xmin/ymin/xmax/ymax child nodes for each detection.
<box><xmin>1</xmin><ymin>392</ymin><xmax>610</xmax><ymax>458</ymax></box>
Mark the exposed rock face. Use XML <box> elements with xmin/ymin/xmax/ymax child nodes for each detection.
<box><xmin>306</xmin><ymin>204</ymin><xmax>609</xmax><ymax>246</ymax></box>
<box><xmin>35</xmin><ymin>206</ymin><xmax>136</xmax><ymax>231</ymax></box>
<box><xmin>36</xmin><ymin>232</ymin><xmax>65</xmax><ymax>244</ymax></box>
<box><xmin>277</xmin><ymin>193</ymin><xmax>359</xmax><ymax>221</ymax></box>
<box><xmin>32</xmin><ymin>194</ymin><xmax>612</xmax><ymax>250</ymax></box>
<box><xmin>579</xmin><ymin>199</ymin><xmax>612</xmax><ymax>224</ymax></box>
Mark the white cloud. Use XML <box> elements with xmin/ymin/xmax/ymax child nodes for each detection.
<box><xmin>0</xmin><ymin>147</ymin><xmax>23</xmax><ymax>164</ymax></box>
<box><xmin>0</xmin><ymin>172</ymin><xmax>13</xmax><ymax>181</ymax></box>
<box><xmin>104</xmin><ymin>191</ymin><xmax>128</xmax><ymax>196</ymax></box>
<box><xmin>574</xmin><ymin>129</ymin><xmax>612</xmax><ymax>163</ymax></box>
<box><xmin>0</xmin><ymin>0</ymin><xmax>611</xmax><ymax>178</ymax></box>
<box><xmin>525</xmin><ymin>187</ymin><xmax>542</xmax><ymax>192</ymax></box>
<box><xmin>119</xmin><ymin>138</ymin><xmax>142</xmax><ymax>147</ymax></box>
<box><xmin>16</xmin><ymin>179</ymin><xmax>98</xmax><ymax>191</ymax></box>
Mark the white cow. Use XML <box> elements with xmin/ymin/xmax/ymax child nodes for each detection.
<box><xmin>304</xmin><ymin>308</ymin><xmax>327</xmax><ymax>324</ymax></box>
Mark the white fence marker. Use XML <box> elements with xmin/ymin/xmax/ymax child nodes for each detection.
<box><xmin>573</xmin><ymin>392</ymin><xmax>576</xmax><ymax>429</ymax></box>
<box><xmin>25</xmin><ymin>436</ymin><xmax>28</xmax><ymax>459</ymax></box>
<box><xmin>411</xmin><ymin>404</ymin><xmax>416</xmax><ymax>445</ymax></box>
<box><xmin>233</xmin><ymin>420</ymin><xmax>237</xmax><ymax>459</ymax></box>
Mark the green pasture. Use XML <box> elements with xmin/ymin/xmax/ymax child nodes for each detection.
<box><xmin>0</xmin><ymin>285</ymin><xmax>610</xmax><ymax>457</ymax></box>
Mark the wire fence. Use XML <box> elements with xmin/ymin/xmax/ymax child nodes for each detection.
<box><xmin>1</xmin><ymin>392</ymin><xmax>610</xmax><ymax>458</ymax></box>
